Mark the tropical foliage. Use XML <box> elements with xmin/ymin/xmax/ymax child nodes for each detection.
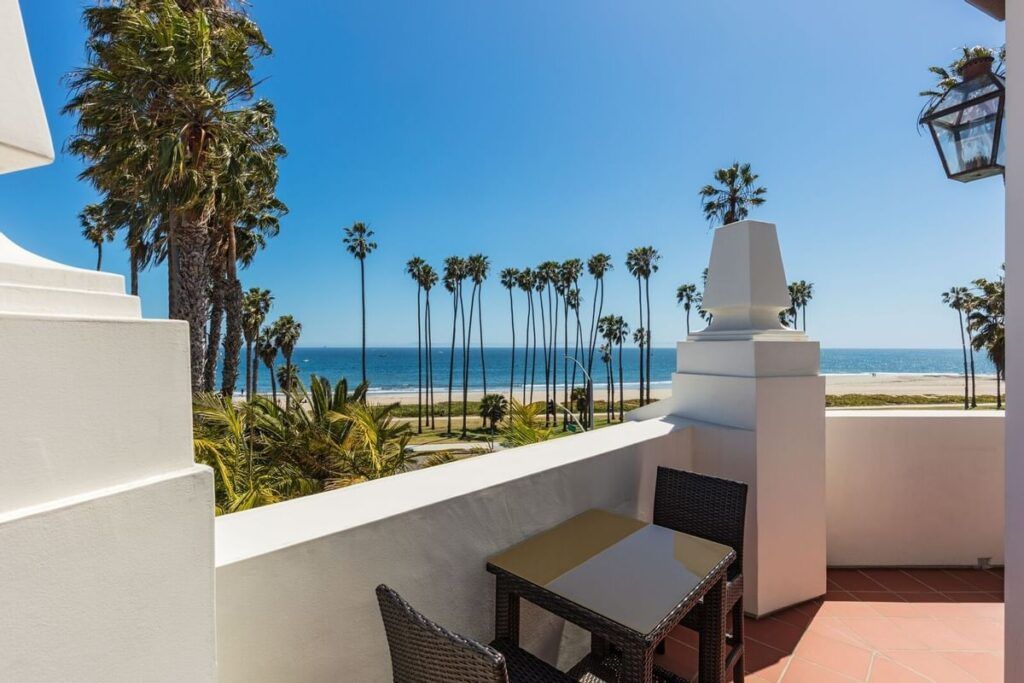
<box><xmin>941</xmin><ymin>267</ymin><xmax>1005</xmax><ymax>410</ymax></box>
<box><xmin>699</xmin><ymin>163</ymin><xmax>767</xmax><ymax>228</ymax></box>
<box><xmin>193</xmin><ymin>375</ymin><xmax>419</xmax><ymax>513</ymax></box>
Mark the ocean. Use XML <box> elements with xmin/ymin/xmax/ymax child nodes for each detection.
<box><xmin>236</xmin><ymin>347</ymin><xmax>996</xmax><ymax>394</ymax></box>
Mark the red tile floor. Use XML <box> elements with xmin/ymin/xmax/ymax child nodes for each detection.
<box><xmin>656</xmin><ymin>568</ymin><xmax>1005</xmax><ymax>682</ymax></box>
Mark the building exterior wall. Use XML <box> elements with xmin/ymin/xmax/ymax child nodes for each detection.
<box><xmin>1005</xmin><ymin>0</ymin><xmax>1022</xmax><ymax>675</ymax></box>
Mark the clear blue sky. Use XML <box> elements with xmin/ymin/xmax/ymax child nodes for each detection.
<box><xmin>0</xmin><ymin>0</ymin><xmax>1005</xmax><ymax>348</ymax></box>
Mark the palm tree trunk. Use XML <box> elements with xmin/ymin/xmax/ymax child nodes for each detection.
<box><xmin>685</xmin><ymin>308</ymin><xmax>690</xmax><ymax>335</ymax></box>
<box><xmin>359</xmin><ymin>258</ymin><xmax>367</xmax><ymax>384</ymax></box>
<box><xmin>551</xmin><ymin>288</ymin><xmax>559</xmax><ymax>426</ymax></box>
<box><xmin>967</xmin><ymin>332</ymin><xmax>978</xmax><ymax>408</ymax></box>
<box><xmin>606</xmin><ymin>357</ymin><xmax>612</xmax><ymax>422</ymax></box>
<box><xmin>562</xmin><ymin>298</ymin><xmax>569</xmax><ymax>428</ymax></box>
<box><xmin>244</xmin><ymin>340</ymin><xmax>253</xmax><ymax>401</ymax></box>
<box><xmin>284</xmin><ymin>357</ymin><xmax>293</xmax><ymax>410</ymax></box>
<box><xmin>509</xmin><ymin>287</ymin><xmax>516</xmax><ymax>401</ymax></box>
<box><xmin>96</xmin><ymin>243</ymin><xmax>102</xmax><ymax>271</ymax></box>
<box><xmin>426</xmin><ymin>292</ymin><xmax>434</xmax><ymax>429</ymax></box>
<box><xmin>416</xmin><ymin>286</ymin><xmax>422</xmax><ymax>434</ymax></box>
<box><xmin>587</xmin><ymin>278</ymin><xmax>600</xmax><ymax>375</ymax></box>
<box><xmin>175</xmin><ymin>216</ymin><xmax>212</xmax><ymax>393</ymax></box>
<box><xmin>617</xmin><ymin>340</ymin><xmax>624</xmax><ymax>421</ymax></box>
<box><xmin>523</xmin><ymin>291</ymin><xmax>532</xmax><ymax>404</ymax></box>
<box><xmin>447</xmin><ymin>291</ymin><xmax>458</xmax><ymax>435</ymax></box>
<box><xmin>269</xmin><ymin>363</ymin><xmax>277</xmax><ymax>405</ymax></box>
<box><xmin>477</xmin><ymin>285</ymin><xmax>487</xmax><ymax>395</ymax></box>
<box><xmin>251</xmin><ymin>353</ymin><xmax>260</xmax><ymax>399</ymax></box>
<box><xmin>460</xmin><ymin>282</ymin><xmax>469</xmax><ymax>438</ymax></box>
<box><xmin>539</xmin><ymin>288</ymin><xmax>549</xmax><ymax>424</ymax></box>
<box><xmin>997</xmin><ymin>369</ymin><xmax>1002</xmax><ymax>409</ymax></box>
<box><xmin>802</xmin><ymin>305</ymin><xmax>807</xmax><ymax>332</ymax></box>
<box><xmin>957</xmin><ymin>309</ymin><xmax>969</xmax><ymax>410</ymax></box>
<box><xmin>530</xmin><ymin>291</ymin><xmax>538</xmax><ymax>404</ymax></box>
<box><xmin>644</xmin><ymin>276</ymin><xmax>652</xmax><ymax>404</ymax></box>
<box><xmin>130</xmin><ymin>246</ymin><xmax>140</xmax><ymax>297</ymax></box>
<box><xmin>204</xmin><ymin>270</ymin><xmax>225</xmax><ymax>393</ymax></box>
<box><xmin>221</xmin><ymin>276</ymin><xmax>243</xmax><ymax>397</ymax></box>
<box><xmin>636</xmin><ymin>277</ymin><xmax>644</xmax><ymax>406</ymax></box>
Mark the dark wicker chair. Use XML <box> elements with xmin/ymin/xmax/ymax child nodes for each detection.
<box><xmin>376</xmin><ymin>584</ymin><xmax>575</xmax><ymax>683</ymax></box>
<box><xmin>653</xmin><ymin>466</ymin><xmax>748</xmax><ymax>682</ymax></box>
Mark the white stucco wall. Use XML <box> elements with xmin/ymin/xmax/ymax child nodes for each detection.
<box><xmin>1006</xmin><ymin>0</ymin><xmax>1022</xmax><ymax>675</ymax></box>
<box><xmin>826</xmin><ymin>410</ymin><xmax>1005</xmax><ymax>567</ymax></box>
<box><xmin>214</xmin><ymin>417</ymin><xmax>713</xmax><ymax>683</ymax></box>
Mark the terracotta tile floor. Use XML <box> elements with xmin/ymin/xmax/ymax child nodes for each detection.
<box><xmin>655</xmin><ymin>568</ymin><xmax>1004</xmax><ymax>682</ymax></box>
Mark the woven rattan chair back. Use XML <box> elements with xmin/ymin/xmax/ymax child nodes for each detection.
<box><xmin>376</xmin><ymin>584</ymin><xmax>509</xmax><ymax>683</ymax></box>
<box><xmin>653</xmin><ymin>466</ymin><xmax>748</xmax><ymax>580</ymax></box>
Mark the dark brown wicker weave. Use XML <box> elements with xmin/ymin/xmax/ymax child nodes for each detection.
<box><xmin>375</xmin><ymin>584</ymin><xmax>574</xmax><ymax>682</ymax></box>
<box><xmin>653</xmin><ymin>467</ymin><xmax>748</xmax><ymax>683</ymax></box>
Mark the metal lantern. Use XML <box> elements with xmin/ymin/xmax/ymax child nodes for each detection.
<box><xmin>920</xmin><ymin>57</ymin><xmax>1006</xmax><ymax>182</ymax></box>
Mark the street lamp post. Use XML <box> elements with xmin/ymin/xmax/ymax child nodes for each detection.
<box><xmin>565</xmin><ymin>355</ymin><xmax>594</xmax><ymax>431</ymax></box>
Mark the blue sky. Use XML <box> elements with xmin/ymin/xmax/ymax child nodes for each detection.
<box><xmin>1</xmin><ymin>0</ymin><xmax>1006</xmax><ymax>348</ymax></box>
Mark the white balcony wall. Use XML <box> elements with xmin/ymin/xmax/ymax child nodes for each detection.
<box><xmin>826</xmin><ymin>410</ymin><xmax>1004</xmax><ymax>567</ymax></box>
<box><xmin>214</xmin><ymin>417</ymin><xmax>733</xmax><ymax>683</ymax></box>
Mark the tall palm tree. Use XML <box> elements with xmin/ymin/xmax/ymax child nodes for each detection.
<box><xmin>969</xmin><ymin>274</ymin><xmax>1005</xmax><ymax>409</ymax></box>
<box><xmin>500</xmin><ymin>268</ymin><xmax>520</xmax><ymax>401</ymax></box>
<box><xmin>255</xmin><ymin>328</ymin><xmax>278</xmax><ymax>404</ymax></box>
<box><xmin>786</xmin><ymin>283</ymin><xmax>801</xmax><ymax>328</ymax></box>
<box><xmin>941</xmin><ymin>286</ymin><xmax>973</xmax><ymax>410</ymax></box>
<box><xmin>798</xmin><ymin>281</ymin><xmax>814</xmax><ymax>331</ymax></box>
<box><xmin>699</xmin><ymin>162</ymin><xmax>767</xmax><ymax>228</ymax></box>
<box><xmin>465</xmin><ymin>254</ymin><xmax>490</xmax><ymax>397</ymax></box>
<box><xmin>560</xmin><ymin>259</ymin><xmax>583</xmax><ymax>425</ymax></box>
<box><xmin>79</xmin><ymin>203</ymin><xmax>115</xmax><ymax>271</ymax></box>
<box><xmin>516</xmin><ymin>268</ymin><xmax>536</xmax><ymax>404</ymax></box>
<box><xmin>963</xmin><ymin>292</ymin><xmax>979</xmax><ymax>408</ymax></box>
<box><xmin>612</xmin><ymin>316</ymin><xmax>628</xmax><ymax>421</ymax></box>
<box><xmin>241</xmin><ymin>288</ymin><xmax>273</xmax><ymax>401</ymax></box>
<box><xmin>586</xmin><ymin>254</ymin><xmax>613</xmax><ymax>377</ymax></box>
<box><xmin>406</xmin><ymin>257</ymin><xmax>427</xmax><ymax>433</ymax></box>
<box><xmin>442</xmin><ymin>257</ymin><xmax>466</xmax><ymax>435</ymax></box>
<box><xmin>625</xmin><ymin>248</ymin><xmax>659</xmax><ymax>404</ymax></box>
<box><xmin>271</xmin><ymin>315</ymin><xmax>302</xmax><ymax>410</ymax></box>
<box><xmin>536</xmin><ymin>261</ymin><xmax>560</xmax><ymax>424</ymax></box>
<box><xmin>420</xmin><ymin>264</ymin><xmax>439</xmax><ymax>428</ymax></box>
<box><xmin>676</xmin><ymin>283</ymin><xmax>698</xmax><ymax>334</ymax></box>
<box><xmin>633</xmin><ymin>326</ymin><xmax>647</xmax><ymax>409</ymax></box>
<box><xmin>599</xmin><ymin>342</ymin><xmax>613</xmax><ymax>422</ymax></box>
<box><xmin>66</xmin><ymin>1</ymin><xmax>275</xmax><ymax>391</ymax></box>
<box><xmin>343</xmin><ymin>222</ymin><xmax>377</xmax><ymax>384</ymax></box>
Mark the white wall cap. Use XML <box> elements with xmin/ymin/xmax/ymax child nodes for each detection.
<box><xmin>0</xmin><ymin>232</ymin><xmax>140</xmax><ymax>318</ymax></box>
<box><xmin>0</xmin><ymin>0</ymin><xmax>54</xmax><ymax>174</ymax></box>
<box><xmin>692</xmin><ymin>220</ymin><xmax>804</xmax><ymax>341</ymax></box>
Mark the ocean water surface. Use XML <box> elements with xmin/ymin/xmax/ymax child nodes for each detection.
<box><xmin>234</xmin><ymin>347</ymin><xmax>995</xmax><ymax>394</ymax></box>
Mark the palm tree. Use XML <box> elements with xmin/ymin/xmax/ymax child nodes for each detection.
<box><xmin>799</xmin><ymin>281</ymin><xmax>814</xmax><ymax>331</ymax></box>
<box><xmin>516</xmin><ymin>268</ymin><xmax>536</xmax><ymax>404</ymax></box>
<box><xmin>66</xmin><ymin>1</ymin><xmax>275</xmax><ymax>391</ymax></box>
<box><xmin>586</xmin><ymin>254</ymin><xmax>613</xmax><ymax>377</ymax></box>
<box><xmin>406</xmin><ymin>257</ymin><xmax>427</xmax><ymax>433</ymax></box>
<box><xmin>599</xmin><ymin>315</ymin><xmax>628</xmax><ymax>421</ymax></box>
<box><xmin>676</xmin><ymin>283</ymin><xmax>698</xmax><ymax>334</ymax></box>
<box><xmin>599</xmin><ymin>342</ymin><xmax>613</xmax><ymax>422</ymax></box>
<box><xmin>420</xmin><ymin>264</ymin><xmax>439</xmax><ymax>428</ymax></box>
<box><xmin>963</xmin><ymin>292</ymin><xmax>979</xmax><ymax>408</ymax></box>
<box><xmin>500</xmin><ymin>268</ymin><xmax>520</xmax><ymax>401</ymax></box>
<box><xmin>626</xmin><ymin>248</ymin><xmax>660</xmax><ymax>404</ymax></box>
<box><xmin>343</xmin><ymin>222</ymin><xmax>377</xmax><ymax>384</ymax></box>
<box><xmin>699</xmin><ymin>162</ymin><xmax>767</xmax><ymax>228</ymax></box>
<box><xmin>255</xmin><ymin>328</ymin><xmax>279</xmax><ymax>404</ymax></box>
<box><xmin>479</xmin><ymin>394</ymin><xmax>509</xmax><ymax>433</ymax></box>
<box><xmin>536</xmin><ymin>261</ymin><xmax>560</xmax><ymax>424</ymax></box>
<box><xmin>465</xmin><ymin>254</ymin><xmax>490</xmax><ymax>399</ymax></box>
<box><xmin>271</xmin><ymin>315</ymin><xmax>302</xmax><ymax>410</ymax></box>
<box><xmin>241</xmin><ymin>288</ymin><xmax>273</xmax><ymax>401</ymax></box>
<box><xmin>443</xmin><ymin>257</ymin><xmax>466</xmax><ymax>435</ymax></box>
<box><xmin>79</xmin><ymin>203</ymin><xmax>115</xmax><ymax>271</ymax></box>
<box><xmin>969</xmin><ymin>274</ymin><xmax>1005</xmax><ymax>408</ymax></box>
<box><xmin>786</xmin><ymin>283</ymin><xmax>801</xmax><ymax>328</ymax></box>
<box><xmin>633</xmin><ymin>325</ymin><xmax>647</xmax><ymax>405</ymax></box>
<box><xmin>942</xmin><ymin>286</ymin><xmax>973</xmax><ymax>410</ymax></box>
<box><xmin>560</xmin><ymin>259</ymin><xmax>583</xmax><ymax>426</ymax></box>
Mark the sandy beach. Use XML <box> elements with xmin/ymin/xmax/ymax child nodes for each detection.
<box><xmin>365</xmin><ymin>373</ymin><xmax>1000</xmax><ymax>404</ymax></box>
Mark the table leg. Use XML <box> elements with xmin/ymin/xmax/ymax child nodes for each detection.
<box><xmin>621</xmin><ymin>643</ymin><xmax>654</xmax><ymax>683</ymax></box>
<box><xmin>494</xmin><ymin>574</ymin><xmax>520</xmax><ymax>645</ymax></box>
<box><xmin>699</xmin><ymin>577</ymin><xmax>728</xmax><ymax>683</ymax></box>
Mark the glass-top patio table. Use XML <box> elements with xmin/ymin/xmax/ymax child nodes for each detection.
<box><xmin>486</xmin><ymin>508</ymin><xmax>736</xmax><ymax>683</ymax></box>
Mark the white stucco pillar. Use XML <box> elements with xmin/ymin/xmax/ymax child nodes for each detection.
<box><xmin>632</xmin><ymin>220</ymin><xmax>826</xmax><ymax>616</ymax></box>
<box><xmin>0</xmin><ymin>234</ymin><xmax>216</xmax><ymax>682</ymax></box>
<box><xmin>1005</xmin><ymin>1</ymin><xmax>1022</xmax><ymax>677</ymax></box>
